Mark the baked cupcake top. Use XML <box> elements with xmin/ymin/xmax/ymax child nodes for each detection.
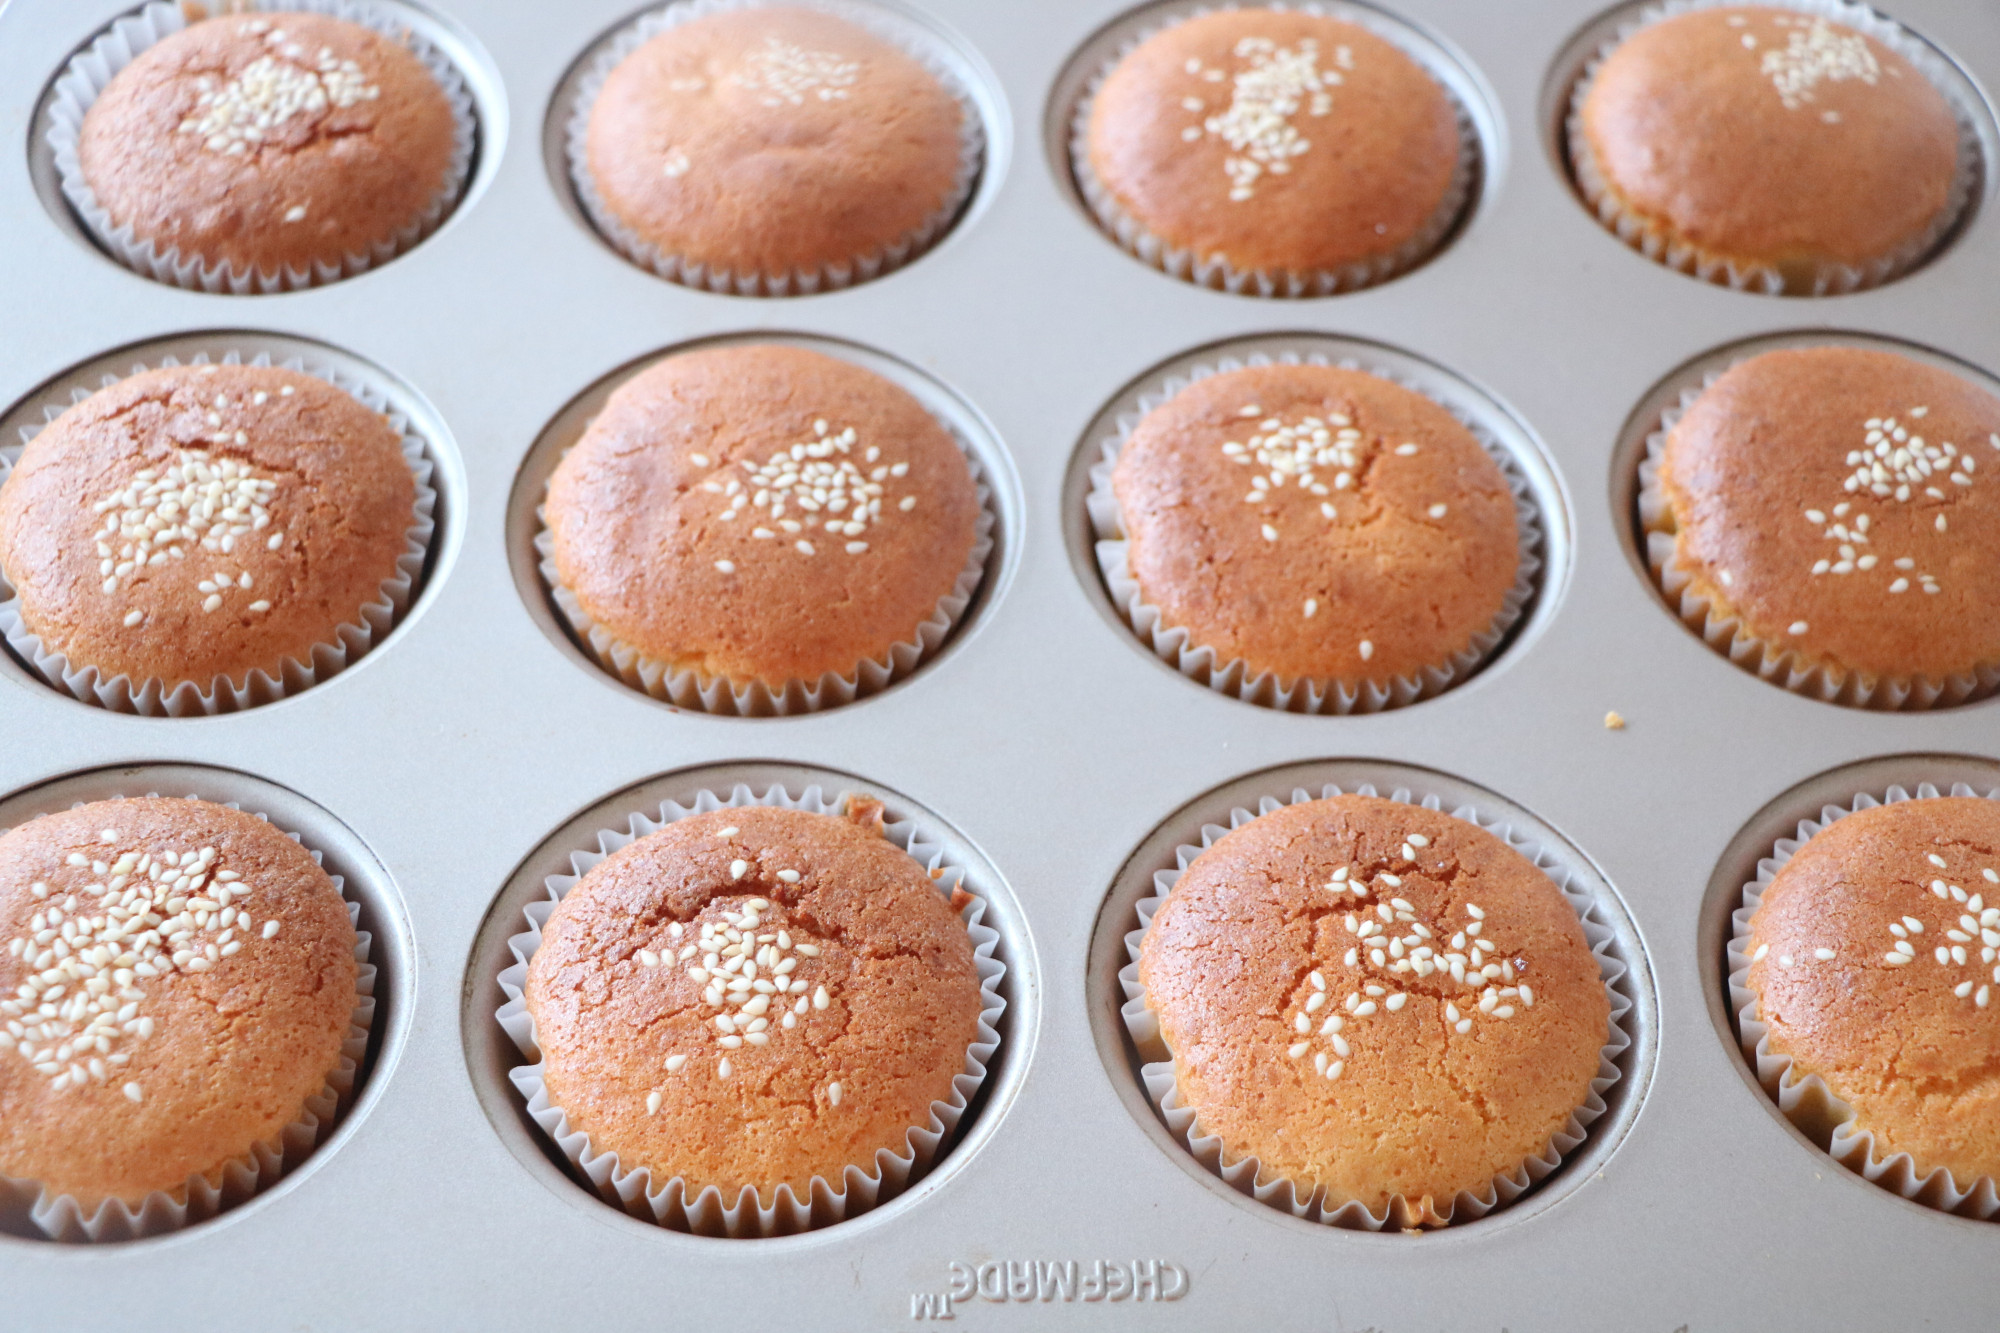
<box><xmin>1138</xmin><ymin>795</ymin><xmax>1608</xmax><ymax>1220</ymax></box>
<box><xmin>1111</xmin><ymin>362</ymin><xmax>1518</xmax><ymax>685</ymax></box>
<box><xmin>0</xmin><ymin>798</ymin><xmax>358</xmax><ymax>1209</ymax></box>
<box><xmin>78</xmin><ymin>12</ymin><xmax>458</xmax><ymax>280</ymax></box>
<box><xmin>583</xmin><ymin>6</ymin><xmax>966</xmax><ymax>282</ymax></box>
<box><xmin>1659</xmin><ymin>347</ymin><xmax>2000</xmax><ymax>685</ymax></box>
<box><xmin>523</xmin><ymin>802</ymin><xmax>983</xmax><ymax>1200</ymax></box>
<box><xmin>1577</xmin><ymin>6</ymin><xmax>1959</xmax><ymax>286</ymax></box>
<box><xmin>545</xmin><ymin>344</ymin><xmax>981</xmax><ymax>687</ymax></box>
<box><xmin>1084</xmin><ymin>9</ymin><xmax>1461</xmax><ymax>279</ymax></box>
<box><xmin>0</xmin><ymin>363</ymin><xmax>417</xmax><ymax>690</ymax></box>
<box><xmin>1747</xmin><ymin>797</ymin><xmax>2000</xmax><ymax>1185</ymax></box>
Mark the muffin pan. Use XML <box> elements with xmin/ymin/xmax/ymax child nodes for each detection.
<box><xmin>3</xmin><ymin>0</ymin><xmax>1999</xmax><ymax>1326</ymax></box>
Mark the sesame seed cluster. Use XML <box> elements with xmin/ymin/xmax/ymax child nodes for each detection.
<box><xmin>1222</xmin><ymin>400</ymin><xmax>1440</xmax><ymax>542</ymax></box>
<box><xmin>728</xmin><ymin>35</ymin><xmax>860</xmax><ymax>107</ymax></box>
<box><xmin>702</xmin><ymin>416</ymin><xmax>918</xmax><ymax>561</ymax></box>
<box><xmin>1</xmin><ymin>828</ymin><xmax>276</xmax><ymax>1105</ymax></box>
<box><xmin>1286</xmin><ymin>831</ymin><xmax>1534</xmax><ymax>1083</ymax></box>
<box><xmin>1752</xmin><ymin>14</ymin><xmax>1880</xmax><ymax>111</ymax></box>
<box><xmin>1180</xmin><ymin>36</ymin><xmax>1351</xmax><ymax>201</ymax></box>
<box><xmin>176</xmin><ymin>20</ymin><xmax>380</xmax><ymax>156</ymax></box>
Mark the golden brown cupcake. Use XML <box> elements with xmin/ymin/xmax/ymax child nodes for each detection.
<box><xmin>578</xmin><ymin>5</ymin><xmax>970</xmax><ymax>291</ymax></box>
<box><xmin>1573</xmin><ymin>6</ymin><xmax>1962</xmax><ymax>293</ymax></box>
<box><xmin>1743</xmin><ymin>797</ymin><xmax>2000</xmax><ymax>1190</ymax></box>
<box><xmin>523</xmin><ymin>802</ymin><xmax>983</xmax><ymax>1206</ymax></box>
<box><xmin>1078</xmin><ymin>8</ymin><xmax>1464</xmax><ymax>294</ymax></box>
<box><xmin>542</xmin><ymin>344</ymin><xmax>984</xmax><ymax>710</ymax></box>
<box><xmin>1649</xmin><ymin>346</ymin><xmax>2000</xmax><ymax>705</ymax></box>
<box><xmin>1137</xmin><ymin>795</ymin><xmax>1609</xmax><ymax>1224</ymax></box>
<box><xmin>0</xmin><ymin>364</ymin><xmax>419</xmax><ymax>703</ymax></box>
<box><xmin>0</xmin><ymin>798</ymin><xmax>359</xmax><ymax>1218</ymax></box>
<box><xmin>73</xmin><ymin>12</ymin><xmax>461</xmax><ymax>287</ymax></box>
<box><xmin>1107</xmin><ymin>362</ymin><xmax>1520</xmax><ymax>698</ymax></box>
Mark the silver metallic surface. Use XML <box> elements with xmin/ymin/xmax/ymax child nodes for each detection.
<box><xmin>1</xmin><ymin>0</ymin><xmax>1998</xmax><ymax>1327</ymax></box>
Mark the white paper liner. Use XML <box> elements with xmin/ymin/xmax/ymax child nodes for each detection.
<box><xmin>563</xmin><ymin>0</ymin><xmax>984</xmax><ymax>296</ymax></box>
<box><xmin>46</xmin><ymin>0</ymin><xmax>477</xmax><ymax>294</ymax></box>
<box><xmin>494</xmin><ymin>782</ymin><xmax>1006</xmax><ymax>1237</ymax></box>
<box><xmin>538</xmin><ymin>423</ymin><xmax>993</xmax><ymax>716</ymax></box>
<box><xmin>1088</xmin><ymin>346</ymin><xmax>1542</xmax><ymax>713</ymax></box>
<box><xmin>0</xmin><ymin>795</ymin><xmax>376</xmax><ymax>1243</ymax></box>
<box><xmin>1067</xmin><ymin>1</ymin><xmax>1477</xmax><ymax>298</ymax></box>
<box><xmin>1635</xmin><ymin>354</ymin><xmax>2000</xmax><ymax>710</ymax></box>
<box><xmin>1728</xmin><ymin>782</ymin><xmax>2000</xmax><ymax>1220</ymax></box>
<box><xmin>1119</xmin><ymin>782</ymin><xmax>1632</xmax><ymax>1229</ymax></box>
<box><xmin>1564</xmin><ymin>0</ymin><xmax>1980</xmax><ymax>297</ymax></box>
<box><xmin>0</xmin><ymin>347</ymin><xmax>438</xmax><ymax>717</ymax></box>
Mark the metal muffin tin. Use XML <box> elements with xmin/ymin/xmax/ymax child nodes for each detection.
<box><xmin>3</xmin><ymin>0</ymin><xmax>1998</xmax><ymax>1326</ymax></box>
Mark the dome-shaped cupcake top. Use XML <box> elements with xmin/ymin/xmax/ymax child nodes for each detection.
<box><xmin>0</xmin><ymin>364</ymin><xmax>417</xmax><ymax>690</ymax></box>
<box><xmin>77</xmin><ymin>12</ymin><xmax>458</xmax><ymax>281</ymax></box>
<box><xmin>1747</xmin><ymin>796</ymin><xmax>2000</xmax><ymax>1186</ymax></box>
<box><xmin>1577</xmin><ymin>6</ymin><xmax>1960</xmax><ymax>287</ymax></box>
<box><xmin>0</xmin><ymin>798</ymin><xmax>357</xmax><ymax>1208</ymax></box>
<box><xmin>1660</xmin><ymin>346</ymin><xmax>2000</xmax><ymax>686</ymax></box>
<box><xmin>1138</xmin><ymin>794</ymin><xmax>1608</xmax><ymax>1221</ymax></box>
<box><xmin>523</xmin><ymin>802</ymin><xmax>982</xmax><ymax>1200</ymax></box>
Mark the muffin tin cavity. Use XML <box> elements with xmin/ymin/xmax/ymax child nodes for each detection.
<box><xmin>0</xmin><ymin>331</ymin><xmax>460</xmax><ymax>716</ymax></box>
<box><xmin>1064</xmin><ymin>333</ymin><xmax>1566</xmax><ymax>714</ymax></box>
<box><xmin>461</xmin><ymin>761</ymin><xmax>1036</xmax><ymax>1243</ymax></box>
<box><xmin>1696</xmin><ymin>753</ymin><xmax>2000</xmax><ymax>1219</ymax></box>
<box><xmin>1087</xmin><ymin>759</ymin><xmax>1655</xmax><ymax>1235</ymax></box>
<box><xmin>1543</xmin><ymin>0</ymin><xmax>1997</xmax><ymax>296</ymax></box>
<box><xmin>508</xmin><ymin>331</ymin><xmax>1017</xmax><ymax>717</ymax></box>
<box><xmin>0</xmin><ymin>762</ymin><xmax>410</xmax><ymax>1243</ymax></box>
<box><xmin>1046</xmin><ymin>0</ymin><xmax>1501</xmax><ymax>297</ymax></box>
<box><xmin>544</xmin><ymin>0</ymin><xmax>1006</xmax><ymax>295</ymax></box>
<box><xmin>1612</xmin><ymin>329</ymin><xmax>2000</xmax><ymax>711</ymax></box>
<box><xmin>28</xmin><ymin>0</ymin><xmax>505</xmax><ymax>292</ymax></box>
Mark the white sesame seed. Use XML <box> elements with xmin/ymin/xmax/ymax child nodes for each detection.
<box><xmin>1788</xmin><ymin>621</ymin><xmax>1809</xmax><ymax>636</ymax></box>
<box><xmin>122</xmin><ymin>1082</ymin><xmax>142</xmax><ymax>1103</ymax></box>
<box><xmin>714</xmin><ymin>559</ymin><xmax>735</xmax><ymax>573</ymax></box>
<box><xmin>1427</xmin><ymin>503</ymin><xmax>1448</xmax><ymax>519</ymax></box>
<box><xmin>1358</xmin><ymin>640</ymin><xmax>1374</xmax><ymax>661</ymax></box>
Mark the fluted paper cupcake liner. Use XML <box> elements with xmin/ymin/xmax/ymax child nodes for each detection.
<box><xmin>1565</xmin><ymin>0</ymin><xmax>1979</xmax><ymax>297</ymax></box>
<box><xmin>1636</xmin><ymin>355</ymin><xmax>2000</xmax><ymax>710</ymax></box>
<box><xmin>564</xmin><ymin>0</ymin><xmax>983</xmax><ymax>296</ymax></box>
<box><xmin>539</xmin><ymin>432</ymin><xmax>992</xmax><ymax>716</ymax></box>
<box><xmin>1728</xmin><ymin>782</ymin><xmax>2000</xmax><ymax>1219</ymax></box>
<box><xmin>494</xmin><ymin>782</ymin><xmax>1006</xmax><ymax>1238</ymax></box>
<box><xmin>1120</xmin><ymin>781</ymin><xmax>1631</xmax><ymax>1229</ymax></box>
<box><xmin>46</xmin><ymin>0</ymin><xmax>476</xmax><ymax>294</ymax></box>
<box><xmin>1068</xmin><ymin>1</ymin><xmax>1476</xmax><ymax>298</ymax></box>
<box><xmin>0</xmin><ymin>795</ymin><xmax>376</xmax><ymax>1243</ymax></box>
<box><xmin>1088</xmin><ymin>346</ymin><xmax>1541</xmax><ymax>713</ymax></box>
<box><xmin>0</xmin><ymin>347</ymin><xmax>438</xmax><ymax>717</ymax></box>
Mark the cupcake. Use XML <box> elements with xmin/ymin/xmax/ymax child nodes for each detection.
<box><xmin>540</xmin><ymin>343</ymin><xmax>988</xmax><ymax>713</ymax></box>
<box><xmin>60</xmin><ymin>9</ymin><xmax>469</xmax><ymax>292</ymax></box>
<box><xmin>0</xmin><ymin>798</ymin><xmax>366</xmax><ymax>1239</ymax></box>
<box><xmin>1643</xmin><ymin>345</ymin><xmax>2000</xmax><ymax>708</ymax></box>
<box><xmin>0</xmin><ymin>362</ymin><xmax>428</xmax><ymax>715</ymax></box>
<box><xmin>1075</xmin><ymin>7</ymin><xmax>1468</xmax><ymax>296</ymax></box>
<box><xmin>1133</xmin><ymin>794</ymin><xmax>1612</xmax><ymax>1227</ymax></box>
<box><xmin>1737</xmin><ymin>794</ymin><xmax>2000</xmax><ymax>1214</ymax></box>
<box><xmin>574</xmin><ymin>4</ymin><xmax>976</xmax><ymax>294</ymax></box>
<box><xmin>517</xmin><ymin>800</ymin><xmax>992</xmax><ymax>1232</ymax></box>
<box><xmin>1099</xmin><ymin>360</ymin><xmax>1526</xmax><ymax>711</ymax></box>
<box><xmin>1571</xmin><ymin>5</ymin><xmax>1966</xmax><ymax>294</ymax></box>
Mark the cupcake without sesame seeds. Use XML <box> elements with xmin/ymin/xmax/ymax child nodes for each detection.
<box><xmin>538</xmin><ymin>343</ymin><xmax>991</xmax><ymax>714</ymax></box>
<box><xmin>1730</xmin><ymin>787</ymin><xmax>2000</xmax><ymax>1218</ymax></box>
<box><xmin>495</xmin><ymin>787</ymin><xmax>1005</xmax><ymax>1236</ymax></box>
<box><xmin>568</xmin><ymin>1</ymin><xmax>982</xmax><ymax>295</ymax></box>
<box><xmin>0</xmin><ymin>797</ymin><xmax>373</xmax><ymax>1241</ymax></box>
<box><xmin>1071</xmin><ymin>4</ymin><xmax>1474</xmax><ymax>296</ymax></box>
<box><xmin>1639</xmin><ymin>344</ymin><xmax>2000</xmax><ymax>708</ymax></box>
<box><xmin>1123</xmin><ymin>789</ymin><xmax>1626</xmax><ymax>1228</ymax></box>
<box><xmin>1088</xmin><ymin>353</ymin><xmax>1538</xmax><ymax>712</ymax></box>
<box><xmin>1567</xmin><ymin>2</ymin><xmax>1975</xmax><ymax>295</ymax></box>
<box><xmin>48</xmin><ymin>3</ymin><xmax>475</xmax><ymax>293</ymax></box>
<box><xmin>0</xmin><ymin>356</ymin><xmax>436</xmax><ymax>715</ymax></box>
